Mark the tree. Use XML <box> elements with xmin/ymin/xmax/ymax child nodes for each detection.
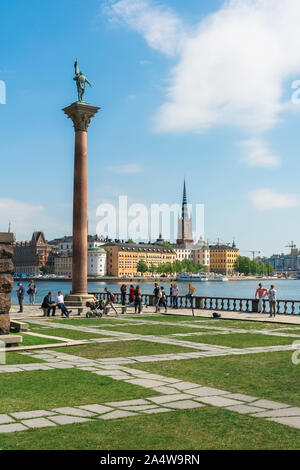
<box><xmin>161</xmin><ymin>241</ymin><xmax>172</xmax><ymax>249</ymax></box>
<box><xmin>149</xmin><ymin>263</ymin><xmax>157</xmax><ymax>275</ymax></box>
<box><xmin>127</xmin><ymin>239</ymin><xmax>134</xmax><ymax>244</ymax></box>
<box><xmin>137</xmin><ymin>260</ymin><xmax>148</xmax><ymax>276</ymax></box>
<box><xmin>40</xmin><ymin>265</ymin><xmax>54</xmax><ymax>275</ymax></box>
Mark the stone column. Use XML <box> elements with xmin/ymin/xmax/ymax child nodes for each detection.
<box><xmin>0</xmin><ymin>233</ymin><xmax>14</xmax><ymax>335</ymax></box>
<box><xmin>62</xmin><ymin>102</ymin><xmax>100</xmax><ymax>306</ymax></box>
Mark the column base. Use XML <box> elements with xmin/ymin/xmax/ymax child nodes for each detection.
<box><xmin>64</xmin><ymin>293</ymin><xmax>95</xmax><ymax>308</ymax></box>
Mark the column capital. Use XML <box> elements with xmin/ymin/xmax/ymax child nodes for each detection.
<box><xmin>62</xmin><ymin>101</ymin><xmax>100</xmax><ymax>132</ymax></box>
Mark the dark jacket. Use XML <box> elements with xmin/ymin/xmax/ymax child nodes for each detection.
<box><xmin>42</xmin><ymin>295</ymin><xmax>53</xmax><ymax>309</ymax></box>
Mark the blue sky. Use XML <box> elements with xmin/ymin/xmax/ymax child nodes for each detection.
<box><xmin>1</xmin><ymin>0</ymin><xmax>300</xmax><ymax>256</ymax></box>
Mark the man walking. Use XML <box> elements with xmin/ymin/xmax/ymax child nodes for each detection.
<box><xmin>255</xmin><ymin>283</ymin><xmax>267</xmax><ymax>313</ymax></box>
<box><xmin>268</xmin><ymin>285</ymin><xmax>277</xmax><ymax>318</ymax></box>
<box><xmin>16</xmin><ymin>283</ymin><xmax>25</xmax><ymax>313</ymax></box>
<box><xmin>159</xmin><ymin>287</ymin><xmax>168</xmax><ymax>313</ymax></box>
<box><xmin>153</xmin><ymin>283</ymin><xmax>161</xmax><ymax>313</ymax></box>
<box><xmin>104</xmin><ymin>287</ymin><xmax>118</xmax><ymax>317</ymax></box>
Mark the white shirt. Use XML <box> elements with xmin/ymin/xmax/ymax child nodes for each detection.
<box><xmin>56</xmin><ymin>295</ymin><xmax>64</xmax><ymax>304</ymax></box>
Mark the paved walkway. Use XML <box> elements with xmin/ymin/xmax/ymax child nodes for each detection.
<box><xmin>1</xmin><ymin>312</ymin><xmax>300</xmax><ymax>439</ymax></box>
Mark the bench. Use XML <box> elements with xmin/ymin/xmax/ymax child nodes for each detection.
<box><xmin>0</xmin><ymin>335</ymin><xmax>23</xmax><ymax>347</ymax></box>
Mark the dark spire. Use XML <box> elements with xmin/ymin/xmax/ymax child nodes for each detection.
<box><xmin>182</xmin><ymin>179</ymin><xmax>189</xmax><ymax>221</ymax></box>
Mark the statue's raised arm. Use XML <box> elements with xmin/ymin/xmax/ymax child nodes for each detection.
<box><xmin>74</xmin><ymin>59</ymin><xmax>79</xmax><ymax>77</ymax></box>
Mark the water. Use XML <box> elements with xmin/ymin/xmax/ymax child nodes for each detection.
<box><xmin>12</xmin><ymin>279</ymin><xmax>300</xmax><ymax>305</ymax></box>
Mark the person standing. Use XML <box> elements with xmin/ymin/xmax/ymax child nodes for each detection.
<box><xmin>169</xmin><ymin>284</ymin><xmax>174</xmax><ymax>308</ymax></box>
<box><xmin>153</xmin><ymin>282</ymin><xmax>161</xmax><ymax>313</ymax></box>
<box><xmin>255</xmin><ymin>283</ymin><xmax>267</xmax><ymax>313</ymax></box>
<box><xmin>27</xmin><ymin>280</ymin><xmax>36</xmax><ymax>305</ymax></box>
<box><xmin>172</xmin><ymin>284</ymin><xmax>179</xmax><ymax>308</ymax></box>
<box><xmin>268</xmin><ymin>285</ymin><xmax>277</xmax><ymax>318</ymax></box>
<box><xmin>55</xmin><ymin>291</ymin><xmax>72</xmax><ymax>318</ymax></box>
<box><xmin>134</xmin><ymin>285</ymin><xmax>142</xmax><ymax>314</ymax></box>
<box><xmin>159</xmin><ymin>286</ymin><xmax>168</xmax><ymax>313</ymax></box>
<box><xmin>16</xmin><ymin>283</ymin><xmax>25</xmax><ymax>313</ymax></box>
<box><xmin>41</xmin><ymin>292</ymin><xmax>56</xmax><ymax>317</ymax></box>
<box><xmin>120</xmin><ymin>284</ymin><xmax>127</xmax><ymax>306</ymax></box>
<box><xmin>104</xmin><ymin>287</ymin><xmax>118</xmax><ymax>317</ymax></box>
<box><xmin>129</xmin><ymin>285</ymin><xmax>135</xmax><ymax>305</ymax></box>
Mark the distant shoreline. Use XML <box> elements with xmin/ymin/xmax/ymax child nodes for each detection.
<box><xmin>13</xmin><ymin>276</ymin><xmax>297</xmax><ymax>283</ymax></box>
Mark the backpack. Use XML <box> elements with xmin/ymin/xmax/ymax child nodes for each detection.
<box><xmin>110</xmin><ymin>293</ymin><xmax>115</xmax><ymax>302</ymax></box>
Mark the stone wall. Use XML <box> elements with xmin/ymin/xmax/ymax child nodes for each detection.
<box><xmin>0</xmin><ymin>233</ymin><xmax>14</xmax><ymax>335</ymax></box>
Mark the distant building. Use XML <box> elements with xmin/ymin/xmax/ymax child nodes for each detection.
<box><xmin>13</xmin><ymin>231</ymin><xmax>57</xmax><ymax>276</ymax></box>
<box><xmin>49</xmin><ymin>235</ymin><xmax>106</xmax><ymax>254</ymax></box>
<box><xmin>104</xmin><ymin>242</ymin><xmax>176</xmax><ymax>277</ymax></box>
<box><xmin>54</xmin><ymin>252</ymin><xmax>72</xmax><ymax>277</ymax></box>
<box><xmin>209</xmin><ymin>243</ymin><xmax>239</xmax><ymax>275</ymax></box>
<box><xmin>87</xmin><ymin>247</ymin><xmax>107</xmax><ymax>276</ymax></box>
<box><xmin>177</xmin><ymin>180</ymin><xmax>194</xmax><ymax>245</ymax></box>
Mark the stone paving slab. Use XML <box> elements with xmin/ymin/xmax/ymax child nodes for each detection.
<box><xmin>147</xmin><ymin>394</ymin><xmax>195</xmax><ymax>404</ymax></box>
<box><xmin>250</xmin><ymin>399</ymin><xmax>291</xmax><ymax>410</ymax></box>
<box><xmin>51</xmin><ymin>407</ymin><xmax>96</xmax><ymax>417</ymax></box>
<box><xmin>125</xmin><ymin>378</ymin><xmax>168</xmax><ymax>388</ymax></box>
<box><xmin>49</xmin><ymin>415</ymin><xmax>92</xmax><ymax>425</ymax></box>
<box><xmin>268</xmin><ymin>417</ymin><xmax>300</xmax><ymax>429</ymax></box>
<box><xmin>78</xmin><ymin>404</ymin><xmax>113</xmax><ymax>414</ymax></box>
<box><xmin>120</xmin><ymin>405</ymin><xmax>158</xmax><ymax>411</ymax></box>
<box><xmin>0</xmin><ymin>414</ymin><xmax>14</xmax><ymax>424</ymax></box>
<box><xmin>99</xmin><ymin>410</ymin><xmax>138</xmax><ymax>420</ymax></box>
<box><xmin>21</xmin><ymin>418</ymin><xmax>57</xmax><ymax>429</ymax></box>
<box><xmin>106</xmin><ymin>399</ymin><xmax>150</xmax><ymax>407</ymax></box>
<box><xmin>152</xmin><ymin>386</ymin><xmax>183</xmax><ymax>395</ymax></box>
<box><xmin>11</xmin><ymin>410</ymin><xmax>56</xmax><ymax>420</ymax></box>
<box><xmin>165</xmin><ymin>400</ymin><xmax>205</xmax><ymax>410</ymax></box>
<box><xmin>188</xmin><ymin>387</ymin><xmax>229</xmax><ymax>397</ymax></box>
<box><xmin>251</xmin><ymin>407</ymin><xmax>300</xmax><ymax>418</ymax></box>
<box><xmin>195</xmin><ymin>396</ymin><xmax>244</xmax><ymax>407</ymax></box>
<box><xmin>226</xmin><ymin>404</ymin><xmax>268</xmax><ymax>414</ymax></box>
<box><xmin>141</xmin><ymin>408</ymin><xmax>173</xmax><ymax>414</ymax></box>
<box><xmin>172</xmin><ymin>382</ymin><xmax>204</xmax><ymax>391</ymax></box>
<box><xmin>0</xmin><ymin>423</ymin><xmax>28</xmax><ymax>433</ymax></box>
<box><xmin>222</xmin><ymin>393</ymin><xmax>258</xmax><ymax>402</ymax></box>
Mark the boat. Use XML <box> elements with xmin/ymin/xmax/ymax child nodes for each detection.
<box><xmin>177</xmin><ymin>272</ymin><xmax>229</xmax><ymax>282</ymax></box>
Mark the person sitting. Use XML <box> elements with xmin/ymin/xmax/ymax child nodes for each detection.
<box><xmin>41</xmin><ymin>292</ymin><xmax>56</xmax><ymax>317</ymax></box>
<box><xmin>55</xmin><ymin>291</ymin><xmax>72</xmax><ymax>318</ymax></box>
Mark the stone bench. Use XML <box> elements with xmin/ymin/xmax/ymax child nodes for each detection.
<box><xmin>0</xmin><ymin>335</ymin><xmax>23</xmax><ymax>347</ymax></box>
<box><xmin>10</xmin><ymin>320</ymin><xmax>28</xmax><ymax>332</ymax></box>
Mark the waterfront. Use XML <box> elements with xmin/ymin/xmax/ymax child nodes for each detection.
<box><xmin>12</xmin><ymin>279</ymin><xmax>300</xmax><ymax>305</ymax></box>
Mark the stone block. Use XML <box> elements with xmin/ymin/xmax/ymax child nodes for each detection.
<box><xmin>0</xmin><ymin>260</ymin><xmax>14</xmax><ymax>274</ymax></box>
<box><xmin>0</xmin><ymin>244</ymin><xmax>13</xmax><ymax>259</ymax></box>
<box><xmin>0</xmin><ymin>334</ymin><xmax>22</xmax><ymax>345</ymax></box>
<box><xmin>0</xmin><ymin>275</ymin><xmax>13</xmax><ymax>294</ymax></box>
<box><xmin>0</xmin><ymin>294</ymin><xmax>11</xmax><ymax>315</ymax></box>
<box><xmin>0</xmin><ymin>315</ymin><xmax>10</xmax><ymax>335</ymax></box>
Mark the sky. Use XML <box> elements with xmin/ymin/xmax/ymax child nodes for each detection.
<box><xmin>1</xmin><ymin>0</ymin><xmax>300</xmax><ymax>256</ymax></box>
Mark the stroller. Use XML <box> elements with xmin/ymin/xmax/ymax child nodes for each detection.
<box><xmin>86</xmin><ymin>299</ymin><xmax>105</xmax><ymax>318</ymax></box>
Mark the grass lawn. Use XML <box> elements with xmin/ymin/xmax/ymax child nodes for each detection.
<box><xmin>51</xmin><ymin>340</ymin><xmax>196</xmax><ymax>359</ymax></box>
<box><xmin>25</xmin><ymin>327</ymin><xmax>107</xmax><ymax>341</ymax></box>
<box><xmin>0</xmin><ymin>368</ymin><xmax>156</xmax><ymax>414</ymax></box>
<box><xmin>173</xmin><ymin>333</ymin><xmax>295</xmax><ymax>348</ymax></box>
<box><xmin>0</xmin><ymin>406</ymin><xmax>300</xmax><ymax>450</ymax></box>
<box><xmin>132</xmin><ymin>350</ymin><xmax>300</xmax><ymax>407</ymax></box>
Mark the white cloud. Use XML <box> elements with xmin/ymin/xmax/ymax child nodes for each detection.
<box><xmin>249</xmin><ymin>188</ymin><xmax>300</xmax><ymax>211</ymax></box>
<box><xmin>105</xmin><ymin>0</ymin><xmax>300</xmax><ymax>134</ymax></box>
<box><xmin>0</xmin><ymin>198</ymin><xmax>71</xmax><ymax>240</ymax></box>
<box><xmin>103</xmin><ymin>0</ymin><xmax>185</xmax><ymax>56</ymax></box>
<box><xmin>107</xmin><ymin>163</ymin><xmax>141</xmax><ymax>174</ymax></box>
<box><xmin>240</xmin><ymin>139</ymin><xmax>281</xmax><ymax>168</ymax></box>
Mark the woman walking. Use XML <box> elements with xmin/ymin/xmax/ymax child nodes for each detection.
<box><xmin>134</xmin><ymin>285</ymin><xmax>142</xmax><ymax>314</ymax></box>
<box><xmin>129</xmin><ymin>285</ymin><xmax>135</xmax><ymax>305</ymax></box>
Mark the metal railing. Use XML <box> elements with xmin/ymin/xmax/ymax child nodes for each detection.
<box><xmin>89</xmin><ymin>293</ymin><xmax>300</xmax><ymax>316</ymax></box>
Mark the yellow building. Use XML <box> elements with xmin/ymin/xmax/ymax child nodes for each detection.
<box><xmin>209</xmin><ymin>244</ymin><xmax>239</xmax><ymax>275</ymax></box>
<box><xmin>104</xmin><ymin>242</ymin><xmax>176</xmax><ymax>277</ymax></box>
